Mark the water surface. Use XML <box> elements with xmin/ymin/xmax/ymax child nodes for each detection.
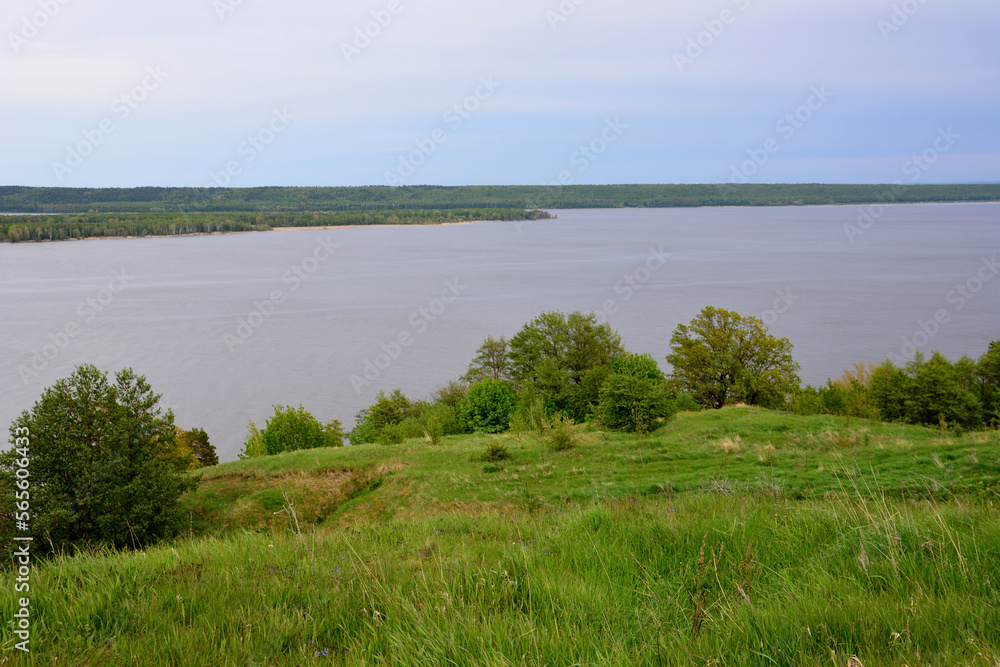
<box><xmin>2</xmin><ymin>204</ymin><xmax>997</xmax><ymax>460</ymax></box>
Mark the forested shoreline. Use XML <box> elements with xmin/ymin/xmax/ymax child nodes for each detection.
<box><xmin>0</xmin><ymin>208</ymin><xmax>551</xmax><ymax>243</ymax></box>
<box><xmin>1</xmin><ymin>183</ymin><xmax>998</xmax><ymax>214</ymax></box>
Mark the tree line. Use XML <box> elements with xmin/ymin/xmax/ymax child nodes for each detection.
<box><xmin>4</xmin><ymin>306</ymin><xmax>996</xmax><ymax>557</ymax></box>
<box><xmin>2</xmin><ymin>183</ymin><xmax>998</xmax><ymax>214</ymax></box>
<box><xmin>0</xmin><ymin>209</ymin><xmax>550</xmax><ymax>243</ymax></box>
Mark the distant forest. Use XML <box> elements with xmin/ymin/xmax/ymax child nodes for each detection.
<box><xmin>1</xmin><ymin>183</ymin><xmax>999</xmax><ymax>214</ymax></box>
<box><xmin>0</xmin><ymin>209</ymin><xmax>551</xmax><ymax>243</ymax></box>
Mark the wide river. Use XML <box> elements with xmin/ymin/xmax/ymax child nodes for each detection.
<box><xmin>2</xmin><ymin>204</ymin><xmax>998</xmax><ymax>461</ymax></box>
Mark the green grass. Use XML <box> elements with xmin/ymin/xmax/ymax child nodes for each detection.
<box><xmin>3</xmin><ymin>407</ymin><xmax>1000</xmax><ymax>665</ymax></box>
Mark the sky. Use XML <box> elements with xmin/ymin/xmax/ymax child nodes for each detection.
<box><xmin>1</xmin><ymin>0</ymin><xmax>998</xmax><ymax>188</ymax></box>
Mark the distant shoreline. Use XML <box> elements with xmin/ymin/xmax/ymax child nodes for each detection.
<box><xmin>50</xmin><ymin>218</ymin><xmax>531</xmax><ymax>243</ymax></box>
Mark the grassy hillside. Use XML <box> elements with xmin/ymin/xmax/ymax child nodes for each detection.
<box><xmin>3</xmin><ymin>407</ymin><xmax>999</xmax><ymax>665</ymax></box>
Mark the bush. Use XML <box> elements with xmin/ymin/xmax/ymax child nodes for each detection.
<box><xmin>239</xmin><ymin>419</ymin><xmax>267</xmax><ymax>459</ymax></box>
<box><xmin>483</xmin><ymin>442</ymin><xmax>511</xmax><ymax>462</ymax></box>
<box><xmin>598</xmin><ymin>353</ymin><xmax>678</xmax><ymax>432</ymax></box>
<box><xmin>670</xmin><ymin>392</ymin><xmax>700</xmax><ymax>414</ymax></box>
<box><xmin>241</xmin><ymin>406</ymin><xmax>343</xmax><ymax>458</ymax></box>
<box><xmin>350</xmin><ymin>389</ymin><xmax>416</xmax><ymax>444</ymax></box>
<box><xmin>377</xmin><ymin>423</ymin><xmax>405</xmax><ymax>446</ymax></box>
<box><xmin>547</xmin><ymin>413</ymin><xmax>576</xmax><ymax>451</ymax></box>
<box><xmin>425</xmin><ymin>413</ymin><xmax>445</xmax><ymax>445</ymax></box>
<box><xmin>459</xmin><ymin>378</ymin><xmax>516</xmax><ymax>433</ymax></box>
<box><xmin>348</xmin><ymin>419</ymin><xmax>378</xmax><ymax>446</ymax></box>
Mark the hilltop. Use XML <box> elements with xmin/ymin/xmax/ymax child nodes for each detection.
<box><xmin>5</xmin><ymin>407</ymin><xmax>999</xmax><ymax>665</ymax></box>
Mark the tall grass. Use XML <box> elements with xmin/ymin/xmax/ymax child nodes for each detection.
<box><xmin>2</xmin><ymin>407</ymin><xmax>998</xmax><ymax>665</ymax></box>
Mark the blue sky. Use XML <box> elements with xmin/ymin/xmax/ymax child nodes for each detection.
<box><xmin>2</xmin><ymin>0</ymin><xmax>998</xmax><ymax>188</ymax></box>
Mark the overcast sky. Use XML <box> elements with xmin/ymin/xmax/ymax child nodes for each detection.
<box><xmin>1</xmin><ymin>0</ymin><xmax>998</xmax><ymax>188</ymax></box>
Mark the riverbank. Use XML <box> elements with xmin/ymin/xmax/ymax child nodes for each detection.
<box><xmin>0</xmin><ymin>208</ymin><xmax>553</xmax><ymax>243</ymax></box>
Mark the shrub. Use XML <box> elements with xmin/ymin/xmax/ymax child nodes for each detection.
<box><xmin>598</xmin><ymin>353</ymin><xmax>678</xmax><ymax>432</ymax></box>
<box><xmin>547</xmin><ymin>413</ymin><xmax>576</xmax><ymax>451</ymax></box>
<box><xmin>239</xmin><ymin>419</ymin><xmax>267</xmax><ymax>459</ymax></box>
<box><xmin>670</xmin><ymin>392</ymin><xmax>700</xmax><ymax>414</ymax></box>
<box><xmin>350</xmin><ymin>389</ymin><xmax>416</xmax><ymax>444</ymax></box>
<box><xmin>348</xmin><ymin>419</ymin><xmax>378</xmax><ymax>446</ymax></box>
<box><xmin>242</xmin><ymin>407</ymin><xmax>343</xmax><ymax>457</ymax></box>
<box><xmin>377</xmin><ymin>423</ymin><xmax>405</xmax><ymax>446</ymax></box>
<box><xmin>260</xmin><ymin>405</ymin><xmax>344</xmax><ymax>455</ymax></box>
<box><xmin>483</xmin><ymin>442</ymin><xmax>510</xmax><ymax>462</ymax></box>
<box><xmin>425</xmin><ymin>413</ymin><xmax>445</xmax><ymax>445</ymax></box>
<box><xmin>459</xmin><ymin>378</ymin><xmax>516</xmax><ymax>433</ymax></box>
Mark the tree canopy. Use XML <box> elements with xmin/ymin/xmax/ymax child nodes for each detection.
<box><xmin>2</xmin><ymin>365</ymin><xmax>194</xmax><ymax>553</ymax></box>
<box><xmin>667</xmin><ymin>306</ymin><xmax>801</xmax><ymax>409</ymax></box>
<box><xmin>240</xmin><ymin>405</ymin><xmax>344</xmax><ymax>458</ymax></box>
<box><xmin>508</xmin><ymin>311</ymin><xmax>625</xmax><ymax>420</ymax></box>
<box><xmin>598</xmin><ymin>353</ymin><xmax>676</xmax><ymax>432</ymax></box>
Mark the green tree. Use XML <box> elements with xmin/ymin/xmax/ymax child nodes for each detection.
<box><xmin>261</xmin><ymin>405</ymin><xmax>344</xmax><ymax>455</ymax></box>
<box><xmin>158</xmin><ymin>428</ymin><xmax>201</xmax><ymax>471</ymax></box>
<box><xmin>598</xmin><ymin>353</ymin><xmax>675</xmax><ymax>432</ymax></box>
<box><xmin>978</xmin><ymin>341</ymin><xmax>1000</xmax><ymax>425</ymax></box>
<box><xmin>460</xmin><ymin>378</ymin><xmax>517</xmax><ymax>433</ymax></box>
<box><xmin>865</xmin><ymin>362</ymin><xmax>910</xmax><ymax>422</ymax></box>
<box><xmin>239</xmin><ymin>419</ymin><xmax>267</xmax><ymax>459</ymax></box>
<box><xmin>904</xmin><ymin>352</ymin><xmax>982</xmax><ymax>429</ymax></box>
<box><xmin>463</xmin><ymin>336</ymin><xmax>512</xmax><ymax>382</ymax></box>
<box><xmin>2</xmin><ymin>365</ymin><xmax>194</xmax><ymax>553</ymax></box>
<box><xmin>177</xmin><ymin>427</ymin><xmax>218</xmax><ymax>467</ymax></box>
<box><xmin>508</xmin><ymin>311</ymin><xmax>625</xmax><ymax>420</ymax></box>
<box><xmin>667</xmin><ymin>306</ymin><xmax>801</xmax><ymax>409</ymax></box>
<box><xmin>349</xmin><ymin>389</ymin><xmax>415</xmax><ymax>444</ymax></box>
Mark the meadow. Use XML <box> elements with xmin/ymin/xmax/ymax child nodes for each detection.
<box><xmin>3</xmin><ymin>407</ymin><xmax>999</xmax><ymax>665</ymax></box>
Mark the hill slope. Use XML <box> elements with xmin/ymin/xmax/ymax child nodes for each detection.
<box><xmin>4</xmin><ymin>408</ymin><xmax>999</xmax><ymax>665</ymax></box>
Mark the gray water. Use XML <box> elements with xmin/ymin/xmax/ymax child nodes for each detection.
<box><xmin>2</xmin><ymin>204</ymin><xmax>998</xmax><ymax>461</ymax></box>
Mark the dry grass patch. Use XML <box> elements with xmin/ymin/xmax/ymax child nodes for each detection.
<box><xmin>194</xmin><ymin>465</ymin><xmax>391</xmax><ymax>533</ymax></box>
<box><xmin>714</xmin><ymin>435</ymin><xmax>742</xmax><ymax>454</ymax></box>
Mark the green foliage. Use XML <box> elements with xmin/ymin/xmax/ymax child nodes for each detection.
<box><xmin>790</xmin><ymin>387</ymin><xmax>822</xmax><ymax>416</ymax></box>
<box><xmin>2</xmin><ymin>183</ymin><xmax>999</xmax><ymax>217</ymax></box>
<box><xmin>1</xmin><ymin>365</ymin><xmax>194</xmax><ymax>554</ymax></box>
<box><xmin>670</xmin><ymin>391</ymin><xmax>700</xmax><ymax>413</ymax></box>
<box><xmin>377</xmin><ymin>424</ymin><xmax>405</xmax><ymax>446</ymax></box>
<box><xmin>5</xmin><ymin>407</ymin><xmax>1000</xmax><ymax>664</ymax></box>
<box><xmin>0</xmin><ymin>208</ymin><xmax>550</xmax><ymax>243</ymax></box>
<box><xmin>259</xmin><ymin>405</ymin><xmax>344</xmax><ymax>455</ymax></box>
<box><xmin>978</xmin><ymin>341</ymin><xmax>1000</xmax><ymax>425</ymax></box>
<box><xmin>482</xmin><ymin>442</ymin><xmax>510</xmax><ymax>462</ymax></box>
<box><xmin>904</xmin><ymin>353</ymin><xmax>982</xmax><ymax>429</ymax></box>
<box><xmin>178</xmin><ymin>427</ymin><xmax>217</xmax><ymax>467</ymax></box>
<box><xmin>351</xmin><ymin>389</ymin><xmax>416</xmax><ymax>444</ymax></box>
<box><xmin>433</xmin><ymin>381</ymin><xmax>468</xmax><ymax>409</ymax></box>
<box><xmin>462</xmin><ymin>335</ymin><xmax>511</xmax><ymax>383</ymax></box>
<box><xmin>547</xmin><ymin>413</ymin><xmax>576</xmax><ymax>451</ymax></box>
<box><xmin>609</xmin><ymin>352</ymin><xmax>664</xmax><ymax>380</ymax></box>
<box><xmin>158</xmin><ymin>428</ymin><xmax>201</xmax><ymax>471</ymax></box>
<box><xmin>399</xmin><ymin>403</ymin><xmax>462</xmax><ymax>440</ymax></box>
<box><xmin>459</xmin><ymin>379</ymin><xmax>516</xmax><ymax>434</ymax></box>
<box><xmin>365</xmin><ymin>389</ymin><xmax>414</xmax><ymax>431</ymax></box>
<box><xmin>424</xmin><ymin>412</ymin><xmax>445</xmax><ymax>446</ymax></box>
<box><xmin>238</xmin><ymin>419</ymin><xmax>267</xmax><ymax>459</ymax></box>
<box><xmin>667</xmin><ymin>306</ymin><xmax>801</xmax><ymax>409</ymax></box>
<box><xmin>348</xmin><ymin>419</ymin><xmax>378</xmax><ymax>446</ymax></box>
<box><xmin>508</xmin><ymin>311</ymin><xmax>625</xmax><ymax>421</ymax></box>
<box><xmin>598</xmin><ymin>354</ymin><xmax>676</xmax><ymax>432</ymax></box>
